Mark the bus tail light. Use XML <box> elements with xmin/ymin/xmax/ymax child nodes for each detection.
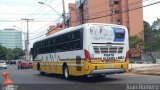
<box><xmin>125</xmin><ymin>50</ymin><xmax>130</xmax><ymax>62</ymax></box>
<box><xmin>84</xmin><ymin>49</ymin><xmax>91</xmax><ymax>63</ymax></box>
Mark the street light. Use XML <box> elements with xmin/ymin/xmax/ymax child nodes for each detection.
<box><xmin>38</xmin><ymin>1</ymin><xmax>66</xmax><ymax>28</ymax></box>
<box><xmin>38</xmin><ymin>2</ymin><xmax>62</xmax><ymax>17</ymax></box>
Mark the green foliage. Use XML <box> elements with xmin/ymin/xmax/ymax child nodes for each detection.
<box><xmin>129</xmin><ymin>36</ymin><xmax>144</xmax><ymax>48</ymax></box>
<box><xmin>0</xmin><ymin>45</ymin><xmax>7</xmax><ymax>60</ymax></box>
<box><xmin>0</xmin><ymin>45</ymin><xmax>24</xmax><ymax>60</ymax></box>
<box><xmin>144</xmin><ymin>37</ymin><xmax>160</xmax><ymax>52</ymax></box>
<box><xmin>12</xmin><ymin>48</ymin><xmax>25</xmax><ymax>59</ymax></box>
<box><xmin>144</xmin><ymin>21</ymin><xmax>154</xmax><ymax>43</ymax></box>
<box><xmin>151</xmin><ymin>18</ymin><xmax>160</xmax><ymax>30</ymax></box>
<box><xmin>5</xmin><ymin>48</ymin><xmax>14</xmax><ymax>60</ymax></box>
<box><xmin>143</xmin><ymin>20</ymin><xmax>160</xmax><ymax>52</ymax></box>
<box><xmin>130</xmin><ymin>20</ymin><xmax>160</xmax><ymax>52</ymax></box>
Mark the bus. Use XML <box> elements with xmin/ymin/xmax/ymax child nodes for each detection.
<box><xmin>31</xmin><ymin>23</ymin><xmax>129</xmax><ymax>79</ymax></box>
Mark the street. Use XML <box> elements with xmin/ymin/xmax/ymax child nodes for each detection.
<box><xmin>0</xmin><ymin>65</ymin><xmax>160</xmax><ymax>90</ymax></box>
<box><xmin>1</xmin><ymin>0</ymin><xmax>160</xmax><ymax>90</ymax></box>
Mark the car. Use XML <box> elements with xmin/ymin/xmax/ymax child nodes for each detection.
<box><xmin>10</xmin><ymin>60</ymin><xmax>17</xmax><ymax>65</ymax></box>
<box><xmin>0</xmin><ymin>60</ymin><xmax>7</xmax><ymax>69</ymax></box>
<box><xmin>17</xmin><ymin>60</ymin><xmax>33</xmax><ymax>69</ymax></box>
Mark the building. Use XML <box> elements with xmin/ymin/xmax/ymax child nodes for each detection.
<box><xmin>75</xmin><ymin>0</ymin><xmax>144</xmax><ymax>37</ymax></box>
<box><xmin>46</xmin><ymin>0</ymin><xmax>144</xmax><ymax>59</ymax></box>
<box><xmin>47</xmin><ymin>0</ymin><xmax>144</xmax><ymax>38</ymax></box>
<box><xmin>66</xmin><ymin>3</ymin><xmax>77</xmax><ymax>28</ymax></box>
<box><xmin>74</xmin><ymin>0</ymin><xmax>144</xmax><ymax>58</ymax></box>
<box><xmin>0</xmin><ymin>29</ymin><xmax>23</xmax><ymax>49</ymax></box>
<box><xmin>47</xmin><ymin>23</ymin><xmax>63</xmax><ymax>35</ymax></box>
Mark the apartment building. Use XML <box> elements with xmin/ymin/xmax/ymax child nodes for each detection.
<box><xmin>66</xmin><ymin>3</ymin><xmax>77</xmax><ymax>28</ymax></box>
<box><xmin>48</xmin><ymin>0</ymin><xmax>144</xmax><ymax>38</ymax></box>
<box><xmin>47</xmin><ymin>23</ymin><xmax>63</xmax><ymax>35</ymax></box>
<box><xmin>76</xmin><ymin>0</ymin><xmax>144</xmax><ymax>37</ymax></box>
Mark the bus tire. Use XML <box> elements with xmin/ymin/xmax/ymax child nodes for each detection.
<box><xmin>40</xmin><ymin>71</ymin><xmax>45</xmax><ymax>75</ymax></box>
<box><xmin>63</xmin><ymin>65</ymin><xmax>69</xmax><ymax>79</ymax></box>
<box><xmin>94</xmin><ymin>74</ymin><xmax>106</xmax><ymax>79</ymax></box>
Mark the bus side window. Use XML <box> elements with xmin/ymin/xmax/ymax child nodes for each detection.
<box><xmin>62</xmin><ymin>44</ymin><xmax>66</xmax><ymax>51</ymax></box>
<box><xmin>74</xmin><ymin>43</ymin><xmax>78</xmax><ymax>49</ymax></box>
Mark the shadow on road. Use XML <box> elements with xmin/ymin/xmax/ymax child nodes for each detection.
<box><xmin>34</xmin><ymin>73</ymin><xmax>122</xmax><ymax>83</ymax></box>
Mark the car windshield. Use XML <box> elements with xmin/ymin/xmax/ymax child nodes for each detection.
<box><xmin>0</xmin><ymin>61</ymin><xmax>5</xmax><ymax>63</ymax></box>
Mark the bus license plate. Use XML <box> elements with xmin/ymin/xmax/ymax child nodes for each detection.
<box><xmin>104</xmin><ymin>59</ymin><xmax>114</xmax><ymax>63</ymax></box>
<box><xmin>105</xmin><ymin>64</ymin><xmax>114</xmax><ymax>68</ymax></box>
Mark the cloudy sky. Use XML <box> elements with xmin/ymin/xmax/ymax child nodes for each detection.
<box><xmin>0</xmin><ymin>0</ymin><xmax>160</xmax><ymax>48</ymax></box>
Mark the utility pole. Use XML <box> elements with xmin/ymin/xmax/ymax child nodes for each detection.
<box><xmin>62</xmin><ymin>0</ymin><xmax>66</xmax><ymax>28</ymax></box>
<box><xmin>21</xmin><ymin>18</ymin><xmax>34</xmax><ymax>60</ymax></box>
<box><xmin>38</xmin><ymin>1</ymin><xmax>66</xmax><ymax>29</ymax></box>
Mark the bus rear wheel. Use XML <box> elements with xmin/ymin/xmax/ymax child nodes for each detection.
<box><xmin>63</xmin><ymin>65</ymin><xmax>69</xmax><ymax>79</ymax></box>
<box><xmin>40</xmin><ymin>71</ymin><xmax>45</xmax><ymax>75</ymax></box>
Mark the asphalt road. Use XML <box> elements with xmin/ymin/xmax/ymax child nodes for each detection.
<box><xmin>0</xmin><ymin>65</ymin><xmax>160</xmax><ymax>90</ymax></box>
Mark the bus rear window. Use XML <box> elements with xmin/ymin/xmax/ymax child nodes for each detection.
<box><xmin>89</xmin><ymin>25</ymin><xmax>126</xmax><ymax>43</ymax></box>
<box><xmin>113</xmin><ymin>27</ymin><xmax>125</xmax><ymax>42</ymax></box>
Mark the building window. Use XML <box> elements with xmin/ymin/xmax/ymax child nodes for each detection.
<box><xmin>115</xmin><ymin>10</ymin><xmax>120</xmax><ymax>14</ymax></box>
<box><xmin>111</xmin><ymin>10</ymin><xmax>120</xmax><ymax>14</ymax></box>
<box><xmin>114</xmin><ymin>1</ymin><xmax>119</xmax><ymax>5</ymax></box>
<box><xmin>115</xmin><ymin>18</ymin><xmax>121</xmax><ymax>24</ymax></box>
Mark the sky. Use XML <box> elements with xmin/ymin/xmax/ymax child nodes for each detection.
<box><xmin>0</xmin><ymin>0</ymin><xmax>160</xmax><ymax>49</ymax></box>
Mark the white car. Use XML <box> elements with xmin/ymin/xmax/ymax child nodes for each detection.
<box><xmin>0</xmin><ymin>60</ymin><xmax>7</xmax><ymax>69</ymax></box>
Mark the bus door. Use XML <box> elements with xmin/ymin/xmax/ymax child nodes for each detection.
<box><xmin>54</xmin><ymin>52</ymin><xmax>59</xmax><ymax>72</ymax></box>
<box><xmin>49</xmin><ymin>53</ymin><xmax>56</xmax><ymax>72</ymax></box>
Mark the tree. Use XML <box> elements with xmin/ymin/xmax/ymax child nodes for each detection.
<box><xmin>12</xmin><ymin>48</ymin><xmax>24</xmax><ymax>59</ymax></box>
<box><xmin>152</xmin><ymin>18</ymin><xmax>160</xmax><ymax>30</ymax></box>
<box><xmin>0</xmin><ymin>45</ymin><xmax>24</xmax><ymax>60</ymax></box>
<box><xmin>129</xmin><ymin>36</ymin><xmax>144</xmax><ymax>58</ymax></box>
<box><xmin>129</xmin><ymin>36</ymin><xmax>144</xmax><ymax>49</ymax></box>
<box><xmin>144</xmin><ymin>20</ymin><xmax>160</xmax><ymax>52</ymax></box>
<box><xmin>0</xmin><ymin>45</ymin><xmax>7</xmax><ymax>59</ymax></box>
<box><xmin>144</xmin><ymin>21</ymin><xmax>154</xmax><ymax>44</ymax></box>
<box><xmin>5</xmin><ymin>48</ymin><xmax>14</xmax><ymax>60</ymax></box>
<box><xmin>143</xmin><ymin>20</ymin><xmax>160</xmax><ymax>63</ymax></box>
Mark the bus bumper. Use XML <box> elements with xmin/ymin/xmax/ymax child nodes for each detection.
<box><xmin>90</xmin><ymin>68</ymin><xmax>125</xmax><ymax>75</ymax></box>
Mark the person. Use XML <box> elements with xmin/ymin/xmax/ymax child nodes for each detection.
<box><xmin>37</xmin><ymin>62</ymin><xmax>40</xmax><ymax>71</ymax></box>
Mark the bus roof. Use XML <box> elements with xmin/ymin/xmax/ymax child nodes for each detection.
<box><xmin>34</xmin><ymin>23</ymin><xmax>127</xmax><ymax>43</ymax></box>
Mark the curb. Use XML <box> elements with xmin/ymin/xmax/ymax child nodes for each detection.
<box><xmin>132</xmin><ymin>72</ymin><xmax>160</xmax><ymax>76</ymax></box>
<box><xmin>129</xmin><ymin>68</ymin><xmax>160</xmax><ymax>76</ymax></box>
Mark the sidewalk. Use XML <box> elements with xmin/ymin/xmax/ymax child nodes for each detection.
<box><xmin>129</xmin><ymin>63</ymin><xmax>160</xmax><ymax>76</ymax></box>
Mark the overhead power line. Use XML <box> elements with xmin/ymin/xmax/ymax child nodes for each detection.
<box><xmin>30</xmin><ymin>17</ymin><xmax>62</xmax><ymax>41</ymax></box>
<box><xmin>27</xmin><ymin>0</ymin><xmax>50</xmax><ymax>18</ymax></box>
<box><xmin>87</xmin><ymin>0</ymin><xmax>160</xmax><ymax>21</ymax></box>
<box><xmin>29</xmin><ymin>16</ymin><xmax>62</xmax><ymax>41</ymax></box>
<box><xmin>90</xmin><ymin>0</ymin><xmax>151</xmax><ymax>15</ymax></box>
<box><xmin>0</xmin><ymin>19</ymin><xmax>59</xmax><ymax>22</ymax></box>
<box><xmin>29</xmin><ymin>0</ymin><xmax>57</xmax><ymax>18</ymax></box>
<box><xmin>0</xmin><ymin>13</ymin><xmax>59</xmax><ymax>15</ymax></box>
<box><xmin>29</xmin><ymin>0</ymin><xmax>160</xmax><ymax>41</ymax></box>
<box><xmin>85</xmin><ymin>0</ymin><xmax>151</xmax><ymax>10</ymax></box>
<box><xmin>30</xmin><ymin>34</ymin><xmax>46</xmax><ymax>41</ymax></box>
